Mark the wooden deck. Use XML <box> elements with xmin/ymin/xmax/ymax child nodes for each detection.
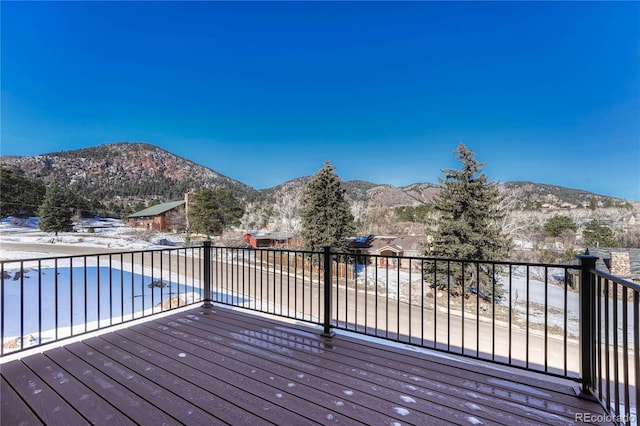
<box><xmin>1</xmin><ymin>304</ymin><xmax>611</xmax><ymax>425</ymax></box>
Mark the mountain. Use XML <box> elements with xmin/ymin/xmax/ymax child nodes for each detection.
<box><xmin>1</xmin><ymin>142</ymin><xmax>633</xmax><ymax>220</ymax></box>
<box><xmin>1</xmin><ymin>142</ymin><xmax>258</xmax><ymax>213</ymax></box>
<box><xmin>502</xmin><ymin>181</ymin><xmax>623</xmax><ymax>208</ymax></box>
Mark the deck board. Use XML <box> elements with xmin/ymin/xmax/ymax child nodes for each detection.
<box><xmin>1</xmin><ymin>376</ymin><xmax>45</xmax><ymax>426</ymax></box>
<box><xmin>1</xmin><ymin>304</ymin><xmax>612</xmax><ymax>426</ymax></box>
<box><xmin>1</xmin><ymin>358</ymin><xmax>89</xmax><ymax>425</ymax></box>
<box><xmin>20</xmin><ymin>352</ymin><xmax>134</xmax><ymax>425</ymax></box>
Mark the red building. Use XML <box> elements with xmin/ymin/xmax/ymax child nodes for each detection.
<box><xmin>243</xmin><ymin>232</ymin><xmax>295</xmax><ymax>248</ymax></box>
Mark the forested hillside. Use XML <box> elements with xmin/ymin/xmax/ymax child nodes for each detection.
<box><xmin>1</xmin><ymin>142</ymin><xmax>635</xmax><ymax>229</ymax></box>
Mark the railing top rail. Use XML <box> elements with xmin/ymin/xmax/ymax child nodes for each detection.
<box><xmin>588</xmin><ymin>267</ymin><xmax>640</xmax><ymax>291</ymax></box>
<box><xmin>1</xmin><ymin>244</ymin><xmax>584</xmax><ymax>271</ymax></box>
<box><xmin>0</xmin><ymin>245</ymin><xmax>200</xmax><ymax>266</ymax></box>
<box><xmin>212</xmin><ymin>246</ymin><xmax>322</xmax><ymax>257</ymax></box>
<box><xmin>328</xmin><ymin>249</ymin><xmax>577</xmax><ymax>270</ymax></box>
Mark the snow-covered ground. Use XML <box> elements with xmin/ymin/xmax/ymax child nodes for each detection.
<box><xmin>0</xmin><ymin>216</ymin><xmax>184</xmax><ymax>255</ymax></box>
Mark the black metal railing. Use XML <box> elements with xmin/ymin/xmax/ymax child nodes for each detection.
<box><xmin>580</xmin><ymin>255</ymin><xmax>638</xmax><ymax>425</ymax></box>
<box><xmin>0</xmin><ymin>246</ymin><xmax>204</xmax><ymax>355</ymax></box>
<box><xmin>326</xmin><ymin>252</ymin><xmax>582</xmax><ymax>378</ymax></box>
<box><xmin>1</xmin><ymin>243</ymin><xmax>637</xmax><ymax>424</ymax></box>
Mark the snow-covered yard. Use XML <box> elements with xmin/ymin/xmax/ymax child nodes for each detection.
<box><xmin>0</xmin><ymin>216</ymin><xmax>185</xmax><ymax>253</ymax></box>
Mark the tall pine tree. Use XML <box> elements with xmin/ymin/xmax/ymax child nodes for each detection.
<box><xmin>38</xmin><ymin>180</ymin><xmax>74</xmax><ymax>234</ymax></box>
<box><xmin>300</xmin><ymin>161</ymin><xmax>355</xmax><ymax>253</ymax></box>
<box><xmin>0</xmin><ymin>167</ymin><xmax>46</xmax><ymax>217</ymax></box>
<box><xmin>187</xmin><ymin>188</ymin><xmax>244</xmax><ymax>238</ymax></box>
<box><xmin>424</xmin><ymin>144</ymin><xmax>511</xmax><ymax>297</ymax></box>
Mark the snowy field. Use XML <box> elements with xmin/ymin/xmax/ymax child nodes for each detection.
<box><xmin>0</xmin><ymin>216</ymin><xmax>184</xmax><ymax>255</ymax></box>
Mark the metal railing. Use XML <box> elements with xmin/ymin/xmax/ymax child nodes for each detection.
<box><xmin>1</xmin><ymin>246</ymin><xmax>204</xmax><ymax>355</ymax></box>
<box><xmin>328</xmin><ymin>250</ymin><xmax>583</xmax><ymax>377</ymax></box>
<box><xmin>1</xmin><ymin>243</ymin><xmax>637</xmax><ymax>424</ymax></box>
<box><xmin>580</xmin><ymin>255</ymin><xmax>639</xmax><ymax>425</ymax></box>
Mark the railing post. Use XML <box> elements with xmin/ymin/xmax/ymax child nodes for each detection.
<box><xmin>202</xmin><ymin>240</ymin><xmax>213</xmax><ymax>308</ymax></box>
<box><xmin>322</xmin><ymin>246</ymin><xmax>335</xmax><ymax>337</ymax></box>
<box><xmin>578</xmin><ymin>254</ymin><xmax>598</xmax><ymax>397</ymax></box>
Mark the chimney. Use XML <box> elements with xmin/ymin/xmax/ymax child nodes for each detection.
<box><xmin>184</xmin><ymin>190</ymin><xmax>194</xmax><ymax>230</ymax></box>
<box><xmin>609</xmin><ymin>252</ymin><xmax>631</xmax><ymax>279</ymax></box>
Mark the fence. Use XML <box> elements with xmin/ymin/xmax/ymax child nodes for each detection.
<box><xmin>1</xmin><ymin>244</ymin><xmax>637</xmax><ymax>423</ymax></box>
<box><xmin>0</xmin><ymin>246</ymin><xmax>204</xmax><ymax>355</ymax></box>
<box><xmin>580</xmin><ymin>255</ymin><xmax>639</xmax><ymax>424</ymax></box>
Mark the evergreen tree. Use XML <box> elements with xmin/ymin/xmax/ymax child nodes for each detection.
<box><xmin>300</xmin><ymin>161</ymin><xmax>355</xmax><ymax>253</ymax></box>
<box><xmin>38</xmin><ymin>180</ymin><xmax>74</xmax><ymax>234</ymax></box>
<box><xmin>188</xmin><ymin>188</ymin><xmax>244</xmax><ymax>237</ymax></box>
<box><xmin>0</xmin><ymin>167</ymin><xmax>46</xmax><ymax>217</ymax></box>
<box><xmin>423</xmin><ymin>144</ymin><xmax>511</xmax><ymax>297</ymax></box>
<box><xmin>543</xmin><ymin>215</ymin><xmax>577</xmax><ymax>237</ymax></box>
<box><xmin>583</xmin><ymin>220</ymin><xmax>619</xmax><ymax>248</ymax></box>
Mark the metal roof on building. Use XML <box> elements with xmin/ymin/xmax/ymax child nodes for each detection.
<box><xmin>127</xmin><ymin>200</ymin><xmax>185</xmax><ymax>218</ymax></box>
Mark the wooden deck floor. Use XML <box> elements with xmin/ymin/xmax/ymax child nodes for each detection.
<box><xmin>1</xmin><ymin>304</ymin><xmax>610</xmax><ymax>425</ymax></box>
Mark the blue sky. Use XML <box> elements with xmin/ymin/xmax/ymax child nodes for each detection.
<box><xmin>2</xmin><ymin>1</ymin><xmax>639</xmax><ymax>200</ymax></box>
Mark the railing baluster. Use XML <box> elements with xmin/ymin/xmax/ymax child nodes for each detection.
<box><xmin>120</xmin><ymin>253</ymin><xmax>124</xmax><ymax>324</ymax></box>
<box><xmin>447</xmin><ymin>260</ymin><xmax>451</xmax><ymax>352</ymax></box>
<box><xmin>396</xmin><ymin>258</ymin><xmax>400</xmax><ymax>341</ymax></box>
<box><xmin>544</xmin><ymin>265</ymin><xmax>548</xmax><ymax>372</ymax></box>
<box><xmin>97</xmin><ymin>256</ymin><xmax>101</xmax><ymax>330</ymax></box>
<box><xmin>70</xmin><ymin>257</ymin><xmax>73</xmax><ymax>336</ymax></box>
<box><xmin>38</xmin><ymin>260</ymin><xmax>42</xmax><ymax>348</ymax></box>
<box><xmin>491</xmin><ymin>263</ymin><xmax>496</xmax><ymax>362</ymax></box>
<box><xmin>604</xmin><ymin>276</ymin><xmax>611</xmax><ymax>412</ymax></box>
<box><xmin>202</xmin><ymin>241</ymin><xmax>212</xmax><ymax>307</ymax></box>
<box><xmin>621</xmin><ymin>288</ymin><xmax>630</xmax><ymax>424</ymax></box>
<box><xmin>373</xmin><ymin>257</ymin><xmax>379</xmax><ymax>335</ymax></box>
<box><xmin>109</xmin><ymin>255</ymin><xmax>113</xmax><ymax>326</ymax></box>
<box><xmin>596</xmin><ymin>275</ymin><xmax>603</xmax><ymax>400</ymax></box>
<box><xmin>364</xmin><ymin>258</ymin><xmax>368</xmax><ymax>334</ymax></box>
<box><xmin>563</xmin><ymin>267</ymin><xmax>569</xmax><ymax>377</ymax></box>
<box><xmin>461</xmin><ymin>261</ymin><xmax>465</xmax><ymax>355</ymax></box>
<box><xmin>613</xmin><ymin>281</ymin><xmax>620</xmax><ymax>418</ymax></box>
<box><xmin>526</xmin><ymin>264</ymin><xmax>531</xmax><ymax>368</ymax></box>
<box><xmin>433</xmin><ymin>259</ymin><xmax>437</xmax><ymax>350</ymax></box>
<box><xmin>19</xmin><ymin>261</ymin><xmax>24</xmax><ymax>351</ymax></box>
<box><xmin>130</xmin><ymin>253</ymin><xmax>135</xmax><ymax>319</ymax></box>
<box><xmin>508</xmin><ymin>265</ymin><xmax>512</xmax><ymax>364</ymax></box>
<box><xmin>408</xmin><ymin>258</ymin><xmax>412</xmax><ymax>343</ymax></box>
<box><xmin>1</xmin><ymin>261</ymin><xmax>5</xmax><ymax>356</ymax></box>
<box><xmin>474</xmin><ymin>262</ymin><xmax>479</xmax><ymax>358</ymax></box>
<box><xmin>634</xmin><ymin>290</ymin><xmax>639</xmax><ymax>424</ymax></box>
<box><xmin>293</xmin><ymin>251</ymin><xmax>298</xmax><ymax>319</ymax></box>
<box><xmin>140</xmin><ymin>253</ymin><xmax>145</xmax><ymax>316</ymax></box>
<box><xmin>55</xmin><ymin>259</ymin><xmax>59</xmax><ymax>341</ymax></box>
<box><xmin>322</xmin><ymin>246</ymin><xmax>333</xmax><ymax>337</ymax></box>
